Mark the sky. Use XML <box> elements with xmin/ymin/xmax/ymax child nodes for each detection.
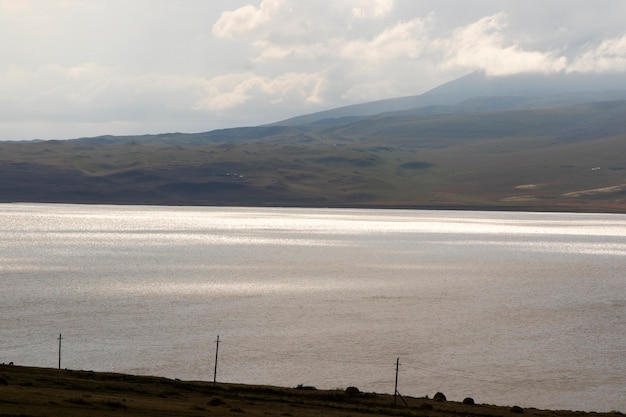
<box><xmin>2</xmin><ymin>0</ymin><xmax>626</xmax><ymax>141</ymax></box>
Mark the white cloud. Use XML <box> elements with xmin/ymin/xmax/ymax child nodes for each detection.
<box><xmin>212</xmin><ymin>5</ymin><xmax>269</xmax><ymax>39</ymax></box>
<box><xmin>3</xmin><ymin>1</ymin><xmax>626</xmax><ymax>140</ymax></box>
<box><xmin>438</xmin><ymin>14</ymin><xmax>568</xmax><ymax>76</ymax></box>
<box><xmin>340</xmin><ymin>19</ymin><xmax>427</xmax><ymax>62</ymax></box>
<box><xmin>226</xmin><ymin>9</ymin><xmax>585</xmax><ymax>104</ymax></box>
<box><xmin>213</xmin><ymin>0</ymin><xmax>399</xmax><ymax>53</ymax></box>
<box><xmin>210</xmin><ymin>1</ymin><xmax>435</xmax><ymax>105</ymax></box>
<box><xmin>212</xmin><ymin>0</ymin><xmax>290</xmax><ymax>40</ymax></box>
<box><xmin>194</xmin><ymin>72</ymin><xmax>326</xmax><ymax>112</ymax></box>
<box><xmin>249</xmin><ymin>16</ymin><xmax>427</xmax><ymax>64</ymax></box>
<box><xmin>350</xmin><ymin>0</ymin><xmax>394</xmax><ymax>18</ymax></box>
<box><xmin>569</xmin><ymin>35</ymin><xmax>626</xmax><ymax>73</ymax></box>
<box><xmin>252</xmin><ymin>40</ymin><xmax>330</xmax><ymax>63</ymax></box>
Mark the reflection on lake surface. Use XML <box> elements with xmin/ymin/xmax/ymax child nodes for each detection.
<box><xmin>1</xmin><ymin>204</ymin><xmax>624</xmax><ymax>412</ymax></box>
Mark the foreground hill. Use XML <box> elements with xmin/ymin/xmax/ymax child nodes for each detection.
<box><xmin>0</xmin><ymin>365</ymin><xmax>621</xmax><ymax>417</ymax></box>
<box><xmin>1</xmin><ymin>70</ymin><xmax>626</xmax><ymax>212</ymax></box>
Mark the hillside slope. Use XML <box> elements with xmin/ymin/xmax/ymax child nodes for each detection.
<box><xmin>1</xmin><ymin>365</ymin><xmax>621</xmax><ymax>417</ymax></box>
<box><xmin>273</xmin><ymin>71</ymin><xmax>626</xmax><ymax>126</ymax></box>
<box><xmin>1</xmin><ymin>100</ymin><xmax>625</xmax><ymax>212</ymax></box>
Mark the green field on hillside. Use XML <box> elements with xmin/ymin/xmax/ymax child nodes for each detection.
<box><xmin>1</xmin><ymin>102</ymin><xmax>625</xmax><ymax>211</ymax></box>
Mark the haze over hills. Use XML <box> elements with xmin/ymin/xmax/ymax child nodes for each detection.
<box><xmin>272</xmin><ymin>71</ymin><xmax>626</xmax><ymax>126</ymax></box>
<box><xmin>1</xmin><ymin>71</ymin><xmax>625</xmax><ymax>212</ymax></box>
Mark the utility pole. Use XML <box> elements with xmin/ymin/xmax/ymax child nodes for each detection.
<box><xmin>394</xmin><ymin>357</ymin><xmax>399</xmax><ymax>406</ymax></box>
<box><xmin>58</xmin><ymin>334</ymin><xmax>62</xmax><ymax>369</ymax></box>
<box><xmin>394</xmin><ymin>357</ymin><xmax>408</xmax><ymax>407</ymax></box>
<box><xmin>213</xmin><ymin>335</ymin><xmax>220</xmax><ymax>385</ymax></box>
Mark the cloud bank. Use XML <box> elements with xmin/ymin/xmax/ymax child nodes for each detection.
<box><xmin>1</xmin><ymin>0</ymin><xmax>626</xmax><ymax>140</ymax></box>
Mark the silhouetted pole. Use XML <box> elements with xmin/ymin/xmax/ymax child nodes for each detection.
<box><xmin>213</xmin><ymin>335</ymin><xmax>220</xmax><ymax>385</ymax></box>
<box><xmin>393</xmin><ymin>358</ymin><xmax>408</xmax><ymax>407</ymax></box>
<box><xmin>58</xmin><ymin>334</ymin><xmax>63</xmax><ymax>369</ymax></box>
<box><xmin>394</xmin><ymin>357</ymin><xmax>399</xmax><ymax>406</ymax></box>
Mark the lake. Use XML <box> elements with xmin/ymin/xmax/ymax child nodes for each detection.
<box><xmin>1</xmin><ymin>204</ymin><xmax>624</xmax><ymax>412</ymax></box>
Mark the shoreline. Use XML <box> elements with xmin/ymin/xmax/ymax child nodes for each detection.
<box><xmin>0</xmin><ymin>365</ymin><xmax>622</xmax><ymax>417</ymax></box>
<box><xmin>2</xmin><ymin>200</ymin><xmax>625</xmax><ymax>214</ymax></box>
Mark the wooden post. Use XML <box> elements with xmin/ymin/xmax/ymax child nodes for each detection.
<box><xmin>393</xmin><ymin>358</ymin><xmax>408</xmax><ymax>407</ymax></box>
<box><xmin>213</xmin><ymin>335</ymin><xmax>220</xmax><ymax>385</ymax></box>
<box><xmin>394</xmin><ymin>357</ymin><xmax>399</xmax><ymax>406</ymax></box>
<box><xmin>58</xmin><ymin>334</ymin><xmax>62</xmax><ymax>369</ymax></box>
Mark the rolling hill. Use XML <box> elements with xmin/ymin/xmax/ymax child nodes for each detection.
<box><xmin>1</xmin><ymin>71</ymin><xmax>625</xmax><ymax>212</ymax></box>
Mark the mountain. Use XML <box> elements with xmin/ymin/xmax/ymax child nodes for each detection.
<box><xmin>273</xmin><ymin>71</ymin><xmax>626</xmax><ymax>126</ymax></box>
<box><xmin>1</xmin><ymin>71</ymin><xmax>625</xmax><ymax>212</ymax></box>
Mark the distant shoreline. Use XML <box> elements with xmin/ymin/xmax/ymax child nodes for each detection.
<box><xmin>2</xmin><ymin>200</ymin><xmax>625</xmax><ymax>214</ymax></box>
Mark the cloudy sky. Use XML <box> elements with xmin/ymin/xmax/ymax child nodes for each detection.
<box><xmin>2</xmin><ymin>0</ymin><xmax>626</xmax><ymax>140</ymax></box>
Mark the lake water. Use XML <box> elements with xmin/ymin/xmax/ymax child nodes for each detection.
<box><xmin>1</xmin><ymin>204</ymin><xmax>624</xmax><ymax>412</ymax></box>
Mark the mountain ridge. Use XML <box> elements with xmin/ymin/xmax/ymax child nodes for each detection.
<box><xmin>1</xmin><ymin>71</ymin><xmax>625</xmax><ymax>212</ymax></box>
<box><xmin>271</xmin><ymin>71</ymin><xmax>626</xmax><ymax>126</ymax></box>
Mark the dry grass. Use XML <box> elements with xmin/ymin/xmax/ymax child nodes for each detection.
<box><xmin>0</xmin><ymin>365</ymin><xmax>621</xmax><ymax>417</ymax></box>
<box><xmin>1</xmin><ymin>102</ymin><xmax>626</xmax><ymax>212</ymax></box>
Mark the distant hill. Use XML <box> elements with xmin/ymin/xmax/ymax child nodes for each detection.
<box><xmin>272</xmin><ymin>71</ymin><xmax>626</xmax><ymax>126</ymax></box>
<box><xmin>1</xmin><ymin>71</ymin><xmax>625</xmax><ymax>212</ymax></box>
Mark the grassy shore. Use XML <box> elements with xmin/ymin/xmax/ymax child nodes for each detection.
<box><xmin>0</xmin><ymin>365</ymin><xmax>621</xmax><ymax>417</ymax></box>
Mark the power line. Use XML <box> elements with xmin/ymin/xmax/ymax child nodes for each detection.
<box><xmin>3</xmin><ymin>334</ymin><xmax>518</xmax><ymax>388</ymax></box>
